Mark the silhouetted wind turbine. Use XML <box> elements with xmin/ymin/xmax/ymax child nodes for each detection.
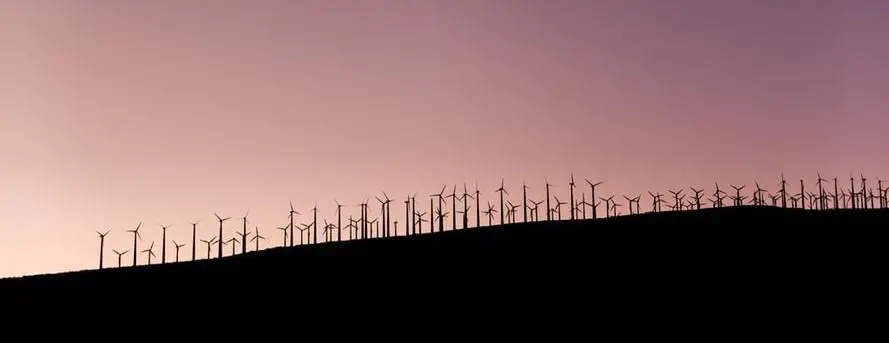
<box><xmin>189</xmin><ymin>221</ymin><xmax>199</xmax><ymax>261</ymax></box>
<box><xmin>569</xmin><ymin>174</ymin><xmax>576</xmax><ymax>220</ymax></box>
<box><xmin>600</xmin><ymin>195</ymin><xmax>615</xmax><ymax>218</ymax></box>
<box><xmin>754</xmin><ymin>182</ymin><xmax>767</xmax><ymax>207</ymax></box>
<box><xmin>430</xmin><ymin>185</ymin><xmax>446</xmax><ymax>232</ymax></box>
<box><xmin>496</xmin><ymin>179</ymin><xmax>508</xmax><ymax>225</ymax></box>
<box><xmin>403</xmin><ymin>198</ymin><xmax>410</xmax><ymax>236</ymax></box>
<box><xmin>288</xmin><ymin>202</ymin><xmax>300</xmax><ymax>247</ymax></box>
<box><xmin>345</xmin><ymin>217</ymin><xmax>357</xmax><ymax>240</ymax></box>
<box><xmin>530</xmin><ymin>199</ymin><xmax>543</xmax><ymax>221</ymax></box>
<box><xmin>159</xmin><ymin>224</ymin><xmax>171</xmax><ymax>264</ymax></box>
<box><xmin>251</xmin><ymin>227</ymin><xmax>265</xmax><ymax>251</ymax></box>
<box><xmin>506</xmin><ymin>200</ymin><xmax>519</xmax><ymax>223</ymax></box>
<box><xmin>690</xmin><ymin>187</ymin><xmax>704</xmax><ymax>210</ymax></box>
<box><xmin>553</xmin><ymin>196</ymin><xmax>567</xmax><ymax>220</ymax></box>
<box><xmin>850</xmin><ymin>174</ymin><xmax>856</xmax><ymax>209</ymax></box>
<box><xmin>238</xmin><ymin>211</ymin><xmax>251</xmax><ymax>253</ymax></box>
<box><xmin>544</xmin><ymin>178</ymin><xmax>553</xmax><ymax>221</ymax></box>
<box><xmin>798</xmin><ymin>180</ymin><xmax>806</xmax><ymax>209</ymax></box>
<box><xmin>335</xmin><ymin>200</ymin><xmax>343</xmax><ymax>241</ymax></box>
<box><xmin>816</xmin><ymin>173</ymin><xmax>826</xmax><ymax>210</ymax></box>
<box><xmin>276</xmin><ymin>226</ymin><xmax>288</xmax><ymax>247</ymax></box>
<box><xmin>224</xmin><ymin>237</ymin><xmax>238</xmax><ymax>256</ymax></box>
<box><xmin>522</xmin><ymin>181</ymin><xmax>529</xmax><ymax>223</ymax></box>
<box><xmin>669</xmin><ymin>189</ymin><xmax>684</xmax><ymax>210</ymax></box>
<box><xmin>142</xmin><ymin>241</ymin><xmax>156</xmax><ymax>265</ymax></box>
<box><xmin>578</xmin><ymin>193</ymin><xmax>591</xmax><ymax>219</ymax></box>
<box><xmin>585</xmin><ymin>179</ymin><xmax>603</xmax><ymax>219</ymax></box>
<box><xmin>622</xmin><ymin>195</ymin><xmax>634</xmax><ymax>215</ymax></box>
<box><xmin>475</xmin><ymin>182</ymin><xmax>481</xmax><ymax>228</ymax></box>
<box><xmin>648</xmin><ymin>191</ymin><xmax>662</xmax><ymax>212</ymax></box>
<box><xmin>312</xmin><ymin>203</ymin><xmax>318</xmax><ymax>244</ymax></box>
<box><xmin>779</xmin><ymin>174</ymin><xmax>787</xmax><ymax>208</ymax></box>
<box><xmin>234</xmin><ymin>225</ymin><xmax>252</xmax><ymax>254</ymax></box>
<box><xmin>173</xmin><ymin>240</ymin><xmax>185</xmax><ymax>262</ymax></box>
<box><xmin>459</xmin><ymin>184</ymin><xmax>474</xmax><ymax>229</ymax></box>
<box><xmin>878</xmin><ymin>180</ymin><xmax>887</xmax><ymax>209</ymax></box>
<box><xmin>415</xmin><ymin>211</ymin><xmax>427</xmax><ymax>233</ymax></box>
<box><xmin>483</xmin><ymin>202</ymin><xmax>497</xmax><ymax>226</ymax></box>
<box><xmin>126</xmin><ymin>222</ymin><xmax>142</xmax><ymax>266</ymax></box>
<box><xmin>861</xmin><ymin>173</ymin><xmax>868</xmax><ymax>209</ymax></box>
<box><xmin>201</xmin><ymin>236</ymin><xmax>217</xmax><ymax>259</ymax></box>
<box><xmin>450</xmin><ymin>186</ymin><xmax>460</xmax><ymax>230</ymax></box>
<box><xmin>97</xmin><ymin>230</ymin><xmax>110</xmax><ymax>269</ymax></box>
<box><xmin>729</xmin><ymin>185</ymin><xmax>744</xmax><ymax>207</ymax></box>
<box><xmin>831</xmin><ymin>177</ymin><xmax>839</xmax><ymax>209</ymax></box>
<box><xmin>112</xmin><ymin>249</ymin><xmax>128</xmax><ymax>268</ymax></box>
<box><xmin>214</xmin><ymin>213</ymin><xmax>231</xmax><ymax>259</ymax></box>
<box><xmin>713</xmin><ymin>182</ymin><xmax>726</xmax><ymax>208</ymax></box>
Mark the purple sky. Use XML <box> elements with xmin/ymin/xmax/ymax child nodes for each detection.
<box><xmin>2</xmin><ymin>0</ymin><xmax>887</xmax><ymax>277</ymax></box>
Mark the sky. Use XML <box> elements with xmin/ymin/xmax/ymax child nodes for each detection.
<box><xmin>1</xmin><ymin>0</ymin><xmax>888</xmax><ymax>277</ymax></box>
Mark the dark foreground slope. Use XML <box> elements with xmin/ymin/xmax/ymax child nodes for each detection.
<box><xmin>2</xmin><ymin>207</ymin><xmax>886</xmax><ymax>297</ymax></box>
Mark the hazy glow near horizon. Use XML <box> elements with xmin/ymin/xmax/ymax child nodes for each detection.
<box><xmin>1</xmin><ymin>0</ymin><xmax>888</xmax><ymax>277</ymax></box>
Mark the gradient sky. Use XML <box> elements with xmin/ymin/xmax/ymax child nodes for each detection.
<box><xmin>2</xmin><ymin>0</ymin><xmax>888</xmax><ymax>277</ymax></box>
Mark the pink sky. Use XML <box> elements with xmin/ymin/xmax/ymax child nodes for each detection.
<box><xmin>2</xmin><ymin>0</ymin><xmax>888</xmax><ymax>277</ymax></box>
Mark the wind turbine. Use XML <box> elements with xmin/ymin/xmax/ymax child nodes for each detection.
<box><xmin>798</xmin><ymin>179</ymin><xmax>806</xmax><ymax>209</ymax></box>
<box><xmin>669</xmin><ymin>189</ymin><xmax>684</xmax><ymax>210</ymax></box>
<box><xmin>224</xmin><ymin>237</ymin><xmax>239</xmax><ymax>256</ymax></box>
<box><xmin>475</xmin><ymin>183</ymin><xmax>481</xmax><ymax>228</ymax></box>
<box><xmin>584</xmin><ymin>179</ymin><xmax>603</xmax><ymax>219</ymax></box>
<box><xmin>312</xmin><ymin>203</ymin><xmax>318</xmax><ymax>244</ymax></box>
<box><xmin>522</xmin><ymin>181</ymin><xmax>529</xmax><ymax>223</ymax></box>
<box><xmin>446</xmin><ymin>185</ymin><xmax>458</xmax><ymax>231</ymax></box>
<box><xmin>276</xmin><ymin>226</ymin><xmax>288</xmax><ymax>247</ymax></box>
<box><xmin>239</xmin><ymin>210</ymin><xmax>250</xmax><ymax>254</ymax></box>
<box><xmin>578</xmin><ymin>193</ymin><xmax>591</xmax><ymax>219</ymax></box>
<box><xmin>861</xmin><ymin>173</ymin><xmax>868</xmax><ymax>209</ymax></box>
<box><xmin>189</xmin><ymin>221</ymin><xmax>199</xmax><ymax>261</ymax></box>
<box><xmin>201</xmin><ymin>236</ymin><xmax>217</xmax><ymax>259</ymax></box>
<box><xmin>622</xmin><ymin>195</ymin><xmax>633</xmax><ymax>215</ymax></box>
<box><xmin>814</xmin><ymin>173</ymin><xmax>825</xmax><ymax>210</ymax></box>
<box><xmin>430</xmin><ymin>185</ymin><xmax>446</xmax><ymax>232</ymax></box>
<box><xmin>126</xmin><ymin>222</ymin><xmax>142</xmax><ymax>266</ymax></box>
<box><xmin>850</xmin><ymin>174</ymin><xmax>856</xmax><ymax>209</ymax></box>
<box><xmin>553</xmin><ymin>196</ymin><xmax>567</xmax><ymax>220</ymax></box>
<box><xmin>600</xmin><ymin>195</ymin><xmax>615</xmax><ymax>218</ymax></box>
<box><xmin>404</xmin><ymin>198</ymin><xmax>410</xmax><ymax>236</ymax></box>
<box><xmin>234</xmin><ymin>225</ymin><xmax>252</xmax><ymax>254</ymax></box>
<box><xmin>530</xmin><ymin>199</ymin><xmax>544</xmax><ymax>221</ymax></box>
<box><xmin>142</xmin><ymin>241</ymin><xmax>156</xmax><ymax>265</ymax></box>
<box><xmin>214</xmin><ymin>213</ymin><xmax>231</xmax><ymax>259</ymax></box>
<box><xmin>335</xmin><ymin>200</ymin><xmax>344</xmax><ymax>241</ymax></box>
<box><xmin>569</xmin><ymin>174</ymin><xmax>576</xmax><ymax>220</ymax></box>
<box><xmin>483</xmin><ymin>202</ymin><xmax>497</xmax><ymax>226</ymax></box>
<box><xmin>112</xmin><ymin>249</ymin><xmax>128</xmax><ymax>268</ymax></box>
<box><xmin>97</xmin><ymin>230</ymin><xmax>110</xmax><ymax>269</ymax></box>
<box><xmin>460</xmin><ymin>184</ymin><xmax>474</xmax><ymax>229</ymax></box>
<box><xmin>288</xmin><ymin>201</ymin><xmax>300</xmax><ymax>247</ymax></box>
<box><xmin>496</xmin><ymin>179</ymin><xmax>508</xmax><ymax>225</ymax></box>
<box><xmin>415</xmin><ymin>211</ymin><xmax>427</xmax><ymax>233</ymax></box>
<box><xmin>729</xmin><ymin>185</ymin><xmax>744</xmax><ymax>207</ymax></box>
<box><xmin>173</xmin><ymin>240</ymin><xmax>186</xmax><ymax>262</ymax></box>
<box><xmin>754</xmin><ymin>182</ymin><xmax>767</xmax><ymax>207</ymax></box>
<box><xmin>779</xmin><ymin>174</ymin><xmax>788</xmax><ymax>208</ymax></box>
<box><xmin>834</xmin><ymin>177</ymin><xmax>840</xmax><ymax>210</ymax></box>
<box><xmin>159</xmin><ymin>224</ymin><xmax>171</xmax><ymax>264</ymax></box>
<box><xmin>689</xmin><ymin>187</ymin><xmax>704</xmax><ymax>210</ymax></box>
<box><xmin>544</xmin><ymin>178</ymin><xmax>553</xmax><ymax>221</ymax></box>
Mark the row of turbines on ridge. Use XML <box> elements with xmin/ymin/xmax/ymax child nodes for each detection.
<box><xmin>94</xmin><ymin>172</ymin><xmax>888</xmax><ymax>269</ymax></box>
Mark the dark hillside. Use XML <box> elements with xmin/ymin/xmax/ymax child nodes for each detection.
<box><xmin>2</xmin><ymin>207</ymin><xmax>885</xmax><ymax>300</ymax></box>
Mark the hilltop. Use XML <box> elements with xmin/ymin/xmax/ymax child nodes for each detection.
<box><xmin>1</xmin><ymin>206</ymin><xmax>885</xmax><ymax>297</ymax></box>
